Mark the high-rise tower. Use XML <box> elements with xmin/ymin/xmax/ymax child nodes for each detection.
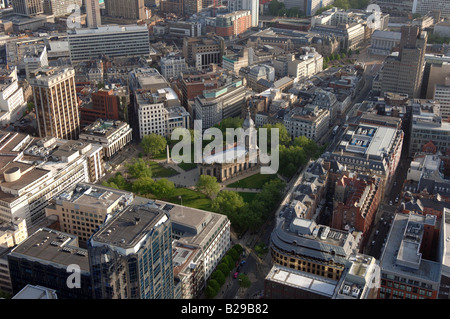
<box><xmin>29</xmin><ymin>67</ymin><xmax>80</xmax><ymax>140</ymax></box>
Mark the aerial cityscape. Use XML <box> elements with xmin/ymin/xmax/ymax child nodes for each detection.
<box><xmin>0</xmin><ymin>0</ymin><xmax>449</xmax><ymax>305</ymax></box>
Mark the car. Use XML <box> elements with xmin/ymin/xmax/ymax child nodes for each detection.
<box><xmin>240</xmin><ymin>260</ymin><xmax>246</xmax><ymax>266</ymax></box>
<box><xmin>234</xmin><ymin>272</ymin><xmax>239</xmax><ymax>279</ymax></box>
<box><xmin>389</xmin><ymin>201</ymin><xmax>392</xmax><ymax>205</ymax></box>
<box><xmin>371</xmin><ymin>240</ymin><xmax>375</xmax><ymax>246</ymax></box>
<box><xmin>375</xmin><ymin>230</ymin><xmax>379</xmax><ymax>235</ymax></box>
<box><xmin>237</xmin><ymin>265</ymin><xmax>242</xmax><ymax>272</ymax></box>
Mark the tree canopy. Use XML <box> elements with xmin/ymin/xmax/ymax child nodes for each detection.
<box><xmin>126</xmin><ymin>158</ymin><xmax>153</xmax><ymax>179</ymax></box>
<box><xmin>195</xmin><ymin>175</ymin><xmax>221</xmax><ymax>199</ymax></box>
<box><xmin>141</xmin><ymin>133</ymin><xmax>167</xmax><ymax>157</ymax></box>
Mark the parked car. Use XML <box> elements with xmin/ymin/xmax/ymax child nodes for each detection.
<box><xmin>234</xmin><ymin>272</ymin><xmax>239</xmax><ymax>279</ymax></box>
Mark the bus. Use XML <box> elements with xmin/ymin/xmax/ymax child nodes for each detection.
<box><xmin>332</xmin><ymin>125</ymin><xmax>339</xmax><ymax>135</ymax></box>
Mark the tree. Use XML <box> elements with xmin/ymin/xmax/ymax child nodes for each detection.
<box><xmin>211</xmin><ymin>270</ymin><xmax>226</xmax><ymax>286</ymax></box>
<box><xmin>227</xmin><ymin>247</ymin><xmax>240</xmax><ymax>262</ymax></box>
<box><xmin>261</xmin><ymin>123</ymin><xmax>291</xmax><ymax>147</ymax></box>
<box><xmin>26</xmin><ymin>101</ymin><xmax>35</xmax><ymax>113</ymax></box>
<box><xmin>205</xmin><ymin>280</ymin><xmax>220</xmax><ymax>298</ymax></box>
<box><xmin>126</xmin><ymin>158</ymin><xmax>152</xmax><ymax>179</ymax></box>
<box><xmin>222</xmin><ymin>255</ymin><xmax>235</xmax><ymax>271</ymax></box>
<box><xmin>141</xmin><ymin>133</ymin><xmax>167</xmax><ymax>157</ymax></box>
<box><xmin>237</xmin><ymin>274</ymin><xmax>251</xmax><ymax>288</ymax></box>
<box><xmin>212</xmin><ymin>191</ymin><xmax>246</xmax><ymax>217</ymax></box>
<box><xmin>293</xmin><ymin>136</ymin><xmax>319</xmax><ymax>157</ymax></box>
<box><xmin>102</xmin><ymin>172</ymin><xmax>130</xmax><ymax>190</ymax></box>
<box><xmin>233</xmin><ymin>244</ymin><xmax>244</xmax><ymax>256</ymax></box>
<box><xmin>150</xmin><ymin>178</ymin><xmax>175</xmax><ymax>198</ymax></box>
<box><xmin>268</xmin><ymin>0</ymin><xmax>285</xmax><ymax>16</ymax></box>
<box><xmin>217</xmin><ymin>262</ymin><xmax>231</xmax><ymax>275</ymax></box>
<box><xmin>195</xmin><ymin>175</ymin><xmax>221</xmax><ymax>199</ymax></box>
<box><xmin>205</xmin><ymin>284</ymin><xmax>217</xmax><ymax>298</ymax></box>
<box><xmin>132</xmin><ymin>176</ymin><xmax>155</xmax><ymax>194</ymax></box>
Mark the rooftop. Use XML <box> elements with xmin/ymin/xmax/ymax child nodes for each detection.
<box><xmin>380</xmin><ymin>213</ymin><xmax>442</xmax><ymax>283</ymax></box>
<box><xmin>265</xmin><ymin>264</ymin><xmax>337</xmax><ymax>298</ymax></box>
<box><xmin>90</xmin><ymin>202</ymin><xmax>169</xmax><ymax>252</ymax></box>
<box><xmin>68</xmin><ymin>24</ymin><xmax>148</xmax><ymax>35</ymax></box>
<box><xmin>9</xmin><ymin>228</ymin><xmax>89</xmax><ymax>272</ymax></box>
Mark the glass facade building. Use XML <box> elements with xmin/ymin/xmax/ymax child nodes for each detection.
<box><xmin>88</xmin><ymin>203</ymin><xmax>174</xmax><ymax>299</ymax></box>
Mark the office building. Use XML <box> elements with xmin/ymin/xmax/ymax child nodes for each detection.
<box><xmin>159</xmin><ymin>0</ymin><xmax>183</xmax><ymax>16</ymax></box>
<box><xmin>129</xmin><ymin>67</ymin><xmax>170</xmax><ymax>92</ymax></box>
<box><xmin>67</xmin><ymin>25</ymin><xmax>150</xmax><ymax>63</ymax></box>
<box><xmin>270</xmin><ymin>216</ymin><xmax>362</xmax><ymax>282</ymax></box>
<box><xmin>160</xmin><ymin>53</ymin><xmax>188</xmax><ymax>80</ymax></box>
<box><xmin>23</xmin><ymin>45</ymin><xmax>48</xmax><ymax>79</ymax></box>
<box><xmin>183</xmin><ymin>35</ymin><xmax>225</xmax><ymax>71</ymax></box>
<box><xmin>325</xmin><ymin>116</ymin><xmax>404</xmax><ymax>183</ymax></box>
<box><xmin>215</xmin><ymin>10</ymin><xmax>252</xmax><ymax>40</ymax></box>
<box><xmin>222</xmin><ymin>48</ymin><xmax>248</xmax><ymax>74</ymax></box>
<box><xmin>283</xmin><ymin>105</ymin><xmax>330</xmax><ymax>142</ymax></box>
<box><xmin>368</xmin><ymin>30</ymin><xmax>401</xmax><ymax>56</ymax></box>
<box><xmin>433</xmin><ymin>78</ymin><xmax>450</xmax><ymax>121</ymax></box>
<box><xmin>287</xmin><ymin>48</ymin><xmax>323</xmax><ymax>81</ymax></box>
<box><xmin>79</xmin><ymin>119</ymin><xmax>133</xmax><ymax>159</ymax></box>
<box><xmin>80</xmin><ymin>87</ymin><xmax>130</xmax><ymax>125</ymax></box>
<box><xmin>45</xmin><ymin>183</ymin><xmax>134</xmax><ymax>246</ymax></box>
<box><xmin>265</xmin><ymin>254</ymin><xmax>380</xmax><ymax>299</ymax></box>
<box><xmin>310</xmin><ymin>22</ymin><xmax>366</xmax><ymax>51</ymax></box>
<box><xmin>166</xmin><ymin>21</ymin><xmax>202</xmax><ymax>38</ymax></box>
<box><xmin>176</xmin><ymin>65</ymin><xmax>222</xmax><ymax>114</ymax></box>
<box><xmin>227</xmin><ymin>0</ymin><xmax>258</xmax><ymax>27</ymax></box>
<box><xmin>11</xmin><ymin>0</ymin><xmax>43</xmax><ymax>16</ymax></box>
<box><xmin>183</xmin><ymin>0</ymin><xmax>202</xmax><ymax>15</ymax></box>
<box><xmin>282</xmin><ymin>0</ymin><xmax>334</xmax><ymax>16</ymax></box>
<box><xmin>29</xmin><ymin>67</ymin><xmax>80</xmax><ymax>140</ymax></box>
<box><xmin>43</xmin><ymin>0</ymin><xmax>82</xmax><ymax>17</ymax></box>
<box><xmin>439</xmin><ymin>208</ymin><xmax>450</xmax><ymax>298</ymax></box>
<box><xmin>104</xmin><ymin>0</ymin><xmax>145</xmax><ymax>21</ymax></box>
<box><xmin>0</xmin><ymin>131</ymin><xmax>104</xmax><ymax>228</ymax></box>
<box><xmin>413</xmin><ymin>0</ymin><xmax>450</xmax><ymax>20</ymax></box>
<box><xmin>132</xmin><ymin>198</ymin><xmax>231</xmax><ymax>299</ymax></box>
<box><xmin>192</xmin><ymin>75</ymin><xmax>250</xmax><ymax>129</ymax></box>
<box><xmin>85</xmin><ymin>0</ymin><xmax>101</xmax><ymax>28</ymax></box>
<box><xmin>378</xmin><ymin>25</ymin><xmax>427</xmax><ymax>98</ymax></box>
<box><xmin>378</xmin><ymin>213</ymin><xmax>442</xmax><ymax>299</ymax></box>
<box><xmin>409</xmin><ymin>99</ymin><xmax>450</xmax><ymax>155</ymax></box>
<box><xmin>403</xmin><ymin>153</ymin><xmax>450</xmax><ymax>203</ymax></box>
<box><xmin>8</xmin><ymin>228</ymin><xmax>92</xmax><ymax>299</ymax></box>
<box><xmin>0</xmin><ymin>218</ymin><xmax>27</xmax><ymax>248</ymax></box>
<box><xmin>0</xmin><ymin>67</ymin><xmax>26</xmax><ymax>127</ymax></box>
<box><xmin>332</xmin><ymin>174</ymin><xmax>383</xmax><ymax>240</ymax></box>
<box><xmin>88</xmin><ymin>202</ymin><xmax>174</xmax><ymax>299</ymax></box>
<box><xmin>135</xmin><ymin>87</ymin><xmax>189</xmax><ymax>139</ymax></box>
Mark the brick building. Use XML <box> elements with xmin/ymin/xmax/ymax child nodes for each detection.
<box><xmin>332</xmin><ymin>174</ymin><xmax>383</xmax><ymax>243</ymax></box>
<box><xmin>215</xmin><ymin>10</ymin><xmax>252</xmax><ymax>40</ymax></box>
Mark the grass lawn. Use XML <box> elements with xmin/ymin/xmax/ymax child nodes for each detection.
<box><xmin>228</xmin><ymin>173</ymin><xmax>280</xmax><ymax>189</ymax></box>
<box><xmin>178</xmin><ymin>162</ymin><xmax>198</xmax><ymax>171</ymax></box>
<box><xmin>148</xmin><ymin>161</ymin><xmax>178</xmax><ymax>178</ymax></box>
<box><xmin>237</xmin><ymin>192</ymin><xmax>258</xmax><ymax>204</ymax></box>
<box><xmin>163</xmin><ymin>188</ymin><xmax>213</xmax><ymax>211</ymax></box>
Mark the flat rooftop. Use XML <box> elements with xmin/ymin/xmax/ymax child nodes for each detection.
<box><xmin>90</xmin><ymin>203</ymin><xmax>168</xmax><ymax>250</ymax></box>
<box><xmin>68</xmin><ymin>24</ymin><xmax>148</xmax><ymax>35</ymax></box>
<box><xmin>380</xmin><ymin>213</ymin><xmax>442</xmax><ymax>283</ymax></box>
<box><xmin>9</xmin><ymin>228</ymin><xmax>89</xmax><ymax>272</ymax></box>
<box><xmin>131</xmin><ymin>196</ymin><xmax>229</xmax><ymax>248</ymax></box>
<box><xmin>266</xmin><ymin>264</ymin><xmax>337</xmax><ymax>298</ymax></box>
